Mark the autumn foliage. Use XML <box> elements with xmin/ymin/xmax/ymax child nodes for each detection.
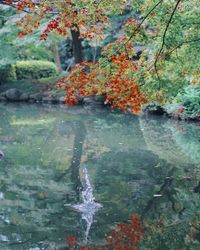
<box><xmin>3</xmin><ymin>0</ymin><xmax>147</xmax><ymax>113</ymax></box>
<box><xmin>57</xmin><ymin>38</ymin><xmax>146</xmax><ymax>113</ymax></box>
<box><xmin>5</xmin><ymin>0</ymin><xmax>124</xmax><ymax>40</ymax></box>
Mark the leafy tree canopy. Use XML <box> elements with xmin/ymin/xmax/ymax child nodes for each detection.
<box><xmin>1</xmin><ymin>0</ymin><xmax>199</xmax><ymax>112</ymax></box>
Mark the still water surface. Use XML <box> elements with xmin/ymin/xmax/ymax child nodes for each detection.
<box><xmin>0</xmin><ymin>103</ymin><xmax>199</xmax><ymax>249</ymax></box>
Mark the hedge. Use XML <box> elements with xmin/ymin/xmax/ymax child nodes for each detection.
<box><xmin>0</xmin><ymin>64</ymin><xmax>16</xmax><ymax>84</ymax></box>
<box><xmin>15</xmin><ymin>60</ymin><xmax>58</xmax><ymax>80</ymax></box>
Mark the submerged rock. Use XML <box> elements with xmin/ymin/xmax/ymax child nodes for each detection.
<box><xmin>0</xmin><ymin>96</ymin><xmax>6</xmax><ymax>102</ymax></box>
<box><xmin>143</xmin><ymin>103</ymin><xmax>166</xmax><ymax>115</ymax></box>
<box><xmin>42</xmin><ymin>96</ymin><xmax>59</xmax><ymax>104</ymax></box>
<box><xmin>59</xmin><ymin>96</ymin><xmax>66</xmax><ymax>104</ymax></box>
<box><xmin>29</xmin><ymin>93</ymin><xmax>44</xmax><ymax>102</ymax></box>
<box><xmin>19</xmin><ymin>93</ymin><xmax>30</xmax><ymax>102</ymax></box>
<box><xmin>5</xmin><ymin>88</ymin><xmax>22</xmax><ymax>101</ymax></box>
<box><xmin>83</xmin><ymin>95</ymin><xmax>106</xmax><ymax>106</ymax></box>
<box><xmin>0</xmin><ymin>150</ymin><xmax>4</xmax><ymax>160</ymax></box>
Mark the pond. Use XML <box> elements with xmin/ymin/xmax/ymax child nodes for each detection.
<box><xmin>0</xmin><ymin>103</ymin><xmax>199</xmax><ymax>250</ymax></box>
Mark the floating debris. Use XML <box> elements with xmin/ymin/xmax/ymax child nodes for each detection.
<box><xmin>153</xmin><ymin>194</ymin><xmax>163</xmax><ymax>197</ymax></box>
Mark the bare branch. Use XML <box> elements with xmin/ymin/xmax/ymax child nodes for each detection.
<box><xmin>116</xmin><ymin>0</ymin><xmax>163</xmax><ymax>54</ymax></box>
<box><xmin>166</xmin><ymin>37</ymin><xmax>200</xmax><ymax>56</ymax></box>
<box><xmin>146</xmin><ymin>37</ymin><xmax>200</xmax><ymax>78</ymax></box>
<box><xmin>154</xmin><ymin>0</ymin><xmax>183</xmax><ymax>74</ymax></box>
<box><xmin>127</xmin><ymin>0</ymin><xmax>163</xmax><ymax>43</ymax></box>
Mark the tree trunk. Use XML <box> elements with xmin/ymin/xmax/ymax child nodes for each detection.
<box><xmin>70</xmin><ymin>27</ymin><xmax>83</xmax><ymax>64</ymax></box>
<box><xmin>50</xmin><ymin>42</ymin><xmax>62</xmax><ymax>73</ymax></box>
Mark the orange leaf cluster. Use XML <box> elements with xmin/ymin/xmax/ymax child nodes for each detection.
<box><xmin>40</xmin><ymin>18</ymin><xmax>67</xmax><ymax>40</ymax></box>
<box><xmin>57</xmin><ymin>48</ymin><xmax>146</xmax><ymax>113</ymax></box>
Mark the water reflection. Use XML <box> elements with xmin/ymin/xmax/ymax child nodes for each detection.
<box><xmin>56</xmin><ymin>121</ymin><xmax>86</xmax><ymax>200</ymax></box>
<box><xmin>66</xmin><ymin>214</ymin><xmax>143</xmax><ymax>249</ymax></box>
<box><xmin>72</xmin><ymin>168</ymin><xmax>102</xmax><ymax>243</ymax></box>
<box><xmin>0</xmin><ymin>103</ymin><xmax>199</xmax><ymax>249</ymax></box>
<box><xmin>70</xmin><ymin>122</ymin><xmax>86</xmax><ymax>199</ymax></box>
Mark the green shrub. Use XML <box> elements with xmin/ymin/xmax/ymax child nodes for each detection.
<box><xmin>166</xmin><ymin>85</ymin><xmax>200</xmax><ymax>120</ymax></box>
<box><xmin>15</xmin><ymin>60</ymin><xmax>58</xmax><ymax>80</ymax></box>
<box><xmin>0</xmin><ymin>64</ymin><xmax>16</xmax><ymax>84</ymax></box>
<box><xmin>178</xmin><ymin>85</ymin><xmax>200</xmax><ymax>118</ymax></box>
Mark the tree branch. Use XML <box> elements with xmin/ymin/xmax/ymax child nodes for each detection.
<box><xmin>127</xmin><ymin>0</ymin><xmax>163</xmax><ymax>43</ymax></box>
<box><xmin>116</xmin><ymin>0</ymin><xmax>163</xmax><ymax>54</ymax></box>
<box><xmin>166</xmin><ymin>37</ymin><xmax>200</xmax><ymax>56</ymax></box>
<box><xmin>146</xmin><ymin>37</ymin><xmax>200</xmax><ymax>80</ymax></box>
<box><xmin>154</xmin><ymin>0</ymin><xmax>183</xmax><ymax>75</ymax></box>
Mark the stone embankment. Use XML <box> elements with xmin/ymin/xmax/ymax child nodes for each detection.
<box><xmin>0</xmin><ymin>88</ymin><xmax>106</xmax><ymax>106</ymax></box>
<box><xmin>1</xmin><ymin>89</ymin><xmax>199</xmax><ymax>121</ymax></box>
